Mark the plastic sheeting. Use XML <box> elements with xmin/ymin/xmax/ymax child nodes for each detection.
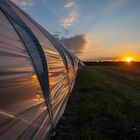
<box><xmin>0</xmin><ymin>0</ymin><xmax>82</xmax><ymax>139</ymax></box>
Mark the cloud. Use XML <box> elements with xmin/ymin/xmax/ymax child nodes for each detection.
<box><xmin>62</xmin><ymin>12</ymin><xmax>77</xmax><ymax>29</ymax></box>
<box><xmin>95</xmin><ymin>56</ymin><xmax>119</xmax><ymax>61</ymax></box>
<box><xmin>11</xmin><ymin>0</ymin><xmax>35</xmax><ymax>7</ymax></box>
<box><xmin>61</xmin><ymin>35</ymin><xmax>87</xmax><ymax>57</ymax></box>
<box><xmin>64</xmin><ymin>1</ymin><xmax>75</xmax><ymax>8</ymax></box>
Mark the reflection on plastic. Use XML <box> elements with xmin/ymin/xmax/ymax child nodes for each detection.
<box><xmin>0</xmin><ymin>0</ymin><xmax>82</xmax><ymax>139</ymax></box>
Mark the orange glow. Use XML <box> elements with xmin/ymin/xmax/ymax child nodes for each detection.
<box><xmin>121</xmin><ymin>56</ymin><xmax>135</xmax><ymax>62</ymax></box>
<box><xmin>36</xmin><ymin>94</ymin><xmax>41</xmax><ymax>98</ymax></box>
<box><xmin>126</xmin><ymin>57</ymin><xmax>132</xmax><ymax>62</ymax></box>
<box><xmin>32</xmin><ymin>75</ymin><xmax>37</xmax><ymax>79</ymax></box>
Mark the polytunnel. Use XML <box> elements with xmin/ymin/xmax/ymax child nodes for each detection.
<box><xmin>0</xmin><ymin>0</ymin><xmax>83</xmax><ymax>139</ymax></box>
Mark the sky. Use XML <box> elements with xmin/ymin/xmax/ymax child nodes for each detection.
<box><xmin>12</xmin><ymin>0</ymin><xmax>140</xmax><ymax>61</ymax></box>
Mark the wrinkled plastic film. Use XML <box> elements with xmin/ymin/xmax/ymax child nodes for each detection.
<box><xmin>8</xmin><ymin>1</ymin><xmax>70</xmax><ymax>122</ymax></box>
<box><xmin>0</xmin><ymin>9</ymin><xmax>51</xmax><ymax>140</ymax></box>
<box><xmin>0</xmin><ymin>0</ymin><xmax>82</xmax><ymax>139</ymax></box>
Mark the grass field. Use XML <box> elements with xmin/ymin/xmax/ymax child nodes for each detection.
<box><xmin>53</xmin><ymin>64</ymin><xmax>140</xmax><ymax>140</ymax></box>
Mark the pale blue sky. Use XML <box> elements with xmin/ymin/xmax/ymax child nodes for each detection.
<box><xmin>12</xmin><ymin>0</ymin><xmax>140</xmax><ymax>61</ymax></box>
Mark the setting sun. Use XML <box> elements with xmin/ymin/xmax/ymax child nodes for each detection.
<box><xmin>120</xmin><ymin>56</ymin><xmax>135</xmax><ymax>62</ymax></box>
<box><xmin>126</xmin><ymin>57</ymin><xmax>132</xmax><ymax>62</ymax></box>
<box><xmin>122</xmin><ymin>56</ymin><xmax>134</xmax><ymax>63</ymax></box>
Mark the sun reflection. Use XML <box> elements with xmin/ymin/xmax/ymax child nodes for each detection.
<box><xmin>36</xmin><ymin>94</ymin><xmax>43</xmax><ymax>101</ymax></box>
<box><xmin>32</xmin><ymin>93</ymin><xmax>44</xmax><ymax>102</ymax></box>
<box><xmin>32</xmin><ymin>75</ymin><xmax>37</xmax><ymax>79</ymax></box>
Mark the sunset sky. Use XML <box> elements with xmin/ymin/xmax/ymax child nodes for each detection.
<box><xmin>12</xmin><ymin>0</ymin><xmax>140</xmax><ymax>61</ymax></box>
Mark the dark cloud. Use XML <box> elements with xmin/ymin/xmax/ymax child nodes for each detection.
<box><xmin>61</xmin><ymin>35</ymin><xmax>87</xmax><ymax>55</ymax></box>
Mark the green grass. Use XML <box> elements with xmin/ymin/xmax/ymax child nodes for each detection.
<box><xmin>72</xmin><ymin>66</ymin><xmax>140</xmax><ymax>140</ymax></box>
